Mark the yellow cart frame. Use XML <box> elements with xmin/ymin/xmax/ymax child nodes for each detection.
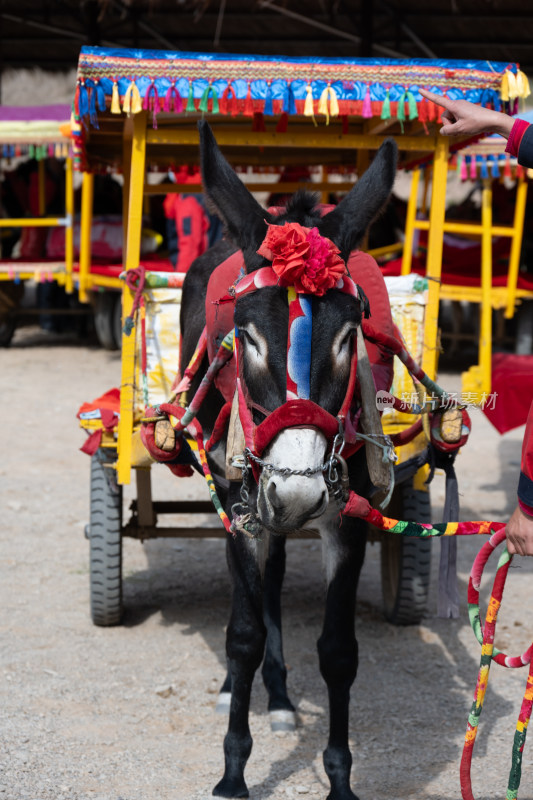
<box><xmin>401</xmin><ymin>142</ymin><xmax>530</xmax><ymax>400</ymax></box>
<box><xmin>0</xmin><ymin>110</ymin><xmax>75</xmax><ymax>294</ymax></box>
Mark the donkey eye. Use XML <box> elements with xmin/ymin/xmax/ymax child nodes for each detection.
<box><xmin>240</xmin><ymin>328</ymin><xmax>257</xmax><ymax>349</ymax></box>
<box><xmin>337</xmin><ymin>327</ymin><xmax>356</xmax><ymax>356</ymax></box>
<box><xmin>239</xmin><ymin>326</ymin><xmax>267</xmax><ymax>364</ymax></box>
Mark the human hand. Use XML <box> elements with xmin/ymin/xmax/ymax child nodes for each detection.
<box><xmin>505</xmin><ymin>504</ymin><xmax>533</xmax><ymax>556</ymax></box>
<box><xmin>418</xmin><ymin>88</ymin><xmax>514</xmax><ymax>140</ymax></box>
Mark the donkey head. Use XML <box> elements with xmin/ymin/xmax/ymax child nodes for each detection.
<box><xmin>199</xmin><ymin>121</ymin><xmax>397</xmax><ymax>533</ymax></box>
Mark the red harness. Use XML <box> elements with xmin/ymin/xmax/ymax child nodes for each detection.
<box><xmin>225</xmin><ymin>266</ymin><xmax>362</xmax><ymax>465</ymax></box>
<box><xmin>205</xmin><ymin>248</ymin><xmax>396</xmax><ymax>470</ymax></box>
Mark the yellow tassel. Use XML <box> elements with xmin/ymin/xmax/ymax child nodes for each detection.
<box><xmin>317</xmin><ymin>87</ymin><xmax>328</xmax><ymax>117</ymax></box>
<box><xmin>500</xmin><ymin>70</ymin><xmax>509</xmax><ymax>102</ymax></box>
<box><xmin>123</xmin><ymin>83</ymin><xmax>132</xmax><ymax>114</ymax></box>
<box><xmin>123</xmin><ymin>81</ymin><xmax>142</xmax><ymax>115</ymax></box>
<box><xmin>130</xmin><ymin>83</ymin><xmax>143</xmax><ymax>114</ymax></box>
<box><xmin>111</xmin><ymin>81</ymin><xmax>121</xmax><ymax>114</ymax></box>
<box><xmin>304</xmin><ymin>85</ymin><xmax>314</xmax><ymax>116</ymax></box>
<box><xmin>303</xmin><ymin>84</ymin><xmax>317</xmax><ymax>126</ymax></box>
<box><xmin>318</xmin><ymin>86</ymin><xmax>339</xmax><ymax>126</ymax></box>
<box><xmin>507</xmin><ymin>70</ymin><xmax>518</xmax><ymax>100</ymax></box>
<box><xmin>517</xmin><ymin>70</ymin><xmax>531</xmax><ymax>99</ymax></box>
<box><xmin>328</xmin><ymin>86</ymin><xmax>339</xmax><ymax>118</ymax></box>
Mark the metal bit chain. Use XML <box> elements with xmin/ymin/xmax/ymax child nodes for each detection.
<box><xmin>230</xmin><ymin>456</ymin><xmax>263</xmax><ymax>538</ymax></box>
<box><xmin>243</xmin><ymin>447</ymin><xmax>328</xmax><ymax>477</ymax></box>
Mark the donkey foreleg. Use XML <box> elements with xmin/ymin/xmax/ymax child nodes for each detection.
<box><xmin>261</xmin><ymin>534</ymin><xmax>296</xmax><ymax>731</ymax></box>
<box><xmin>317</xmin><ymin>517</ymin><xmax>366</xmax><ymax>800</ymax></box>
<box><xmin>213</xmin><ymin>530</ymin><xmax>268</xmax><ymax>799</ymax></box>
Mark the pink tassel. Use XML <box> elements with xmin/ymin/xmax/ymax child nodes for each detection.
<box><xmin>143</xmin><ymin>83</ymin><xmax>160</xmax><ymax>128</ymax></box>
<box><xmin>164</xmin><ymin>83</ymin><xmax>183</xmax><ymax>113</ymax></box>
<box><xmin>460</xmin><ymin>157</ymin><xmax>468</xmax><ymax>181</ymax></box>
<box><xmin>362</xmin><ymin>85</ymin><xmax>372</xmax><ymax>118</ymax></box>
<box><xmin>470</xmin><ymin>157</ymin><xmax>477</xmax><ymax>180</ymax></box>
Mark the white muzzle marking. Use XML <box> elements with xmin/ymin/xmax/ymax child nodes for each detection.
<box><xmin>258</xmin><ymin>428</ymin><xmax>329</xmax><ymax>531</ymax></box>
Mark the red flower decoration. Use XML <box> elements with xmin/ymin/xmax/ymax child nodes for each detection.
<box><xmin>257</xmin><ymin>222</ymin><xmax>345</xmax><ymax>296</ymax></box>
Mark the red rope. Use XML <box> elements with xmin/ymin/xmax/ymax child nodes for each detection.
<box><xmin>122</xmin><ymin>266</ymin><xmax>146</xmax><ymax>336</ymax></box>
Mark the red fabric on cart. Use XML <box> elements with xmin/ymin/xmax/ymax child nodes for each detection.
<box><xmin>482</xmin><ymin>353</ymin><xmax>533</xmax><ymax>434</ymax></box>
<box><xmin>77</xmin><ymin>387</ymin><xmax>120</xmax><ymax>455</ymax></box>
<box><xmin>381</xmin><ymin>255</ymin><xmax>533</xmax><ymax>291</ymax></box>
<box><xmin>77</xmin><ymin>387</ymin><xmax>120</xmax><ymax>418</ymax></box>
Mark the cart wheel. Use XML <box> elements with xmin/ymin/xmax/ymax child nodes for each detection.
<box><xmin>516</xmin><ymin>301</ymin><xmax>533</xmax><ymax>355</ymax></box>
<box><xmin>380</xmin><ymin>480</ymin><xmax>432</xmax><ymax>625</ymax></box>
<box><xmin>89</xmin><ymin>451</ymin><xmax>123</xmax><ymax>626</ymax></box>
<box><xmin>0</xmin><ymin>314</ymin><xmax>16</xmax><ymax>347</ymax></box>
<box><xmin>94</xmin><ymin>292</ymin><xmax>119</xmax><ymax>351</ymax></box>
<box><xmin>0</xmin><ymin>282</ymin><xmax>23</xmax><ymax>347</ymax></box>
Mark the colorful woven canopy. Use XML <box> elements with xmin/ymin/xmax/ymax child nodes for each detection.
<box><xmin>72</xmin><ymin>46</ymin><xmax>529</xmax><ymax>172</ymax></box>
<box><xmin>0</xmin><ymin>105</ymin><xmax>72</xmax><ymax>160</ymax></box>
<box><xmin>75</xmin><ymin>47</ymin><xmax>527</xmax><ymax>116</ymax></box>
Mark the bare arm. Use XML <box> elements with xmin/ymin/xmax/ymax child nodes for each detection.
<box><xmin>418</xmin><ymin>88</ymin><xmax>515</xmax><ymax>140</ymax></box>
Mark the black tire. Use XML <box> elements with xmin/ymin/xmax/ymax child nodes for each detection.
<box><xmin>89</xmin><ymin>451</ymin><xmax>123</xmax><ymax>626</ymax></box>
<box><xmin>515</xmin><ymin>301</ymin><xmax>533</xmax><ymax>355</ymax></box>
<box><xmin>380</xmin><ymin>481</ymin><xmax>432</xmax><ymax>625</ymax></box>
<box><xmin>0</xmin><ymin>282</ymin><xmax>23</xmax><ymax>347</ymax></box>
<box><xmin>0</xmin><ymin>315</ymin><xmax>16</xmax><ymax>347</ymax></box>
<box><xmin>94</xmin><ymin>292</ymin><xmax>119</xmax><ymax>351</ymax></box>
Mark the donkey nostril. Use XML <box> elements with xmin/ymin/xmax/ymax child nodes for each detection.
<box><xmin>267</xmin><ymin>480</ymin><xmax>281</xmax><ymax>508</ymax></box>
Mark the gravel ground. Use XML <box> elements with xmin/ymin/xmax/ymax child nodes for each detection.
<box><xmin>1</xmin><ymin>325</ymin><xmax>532</xmax><ymax>800</ymax></box>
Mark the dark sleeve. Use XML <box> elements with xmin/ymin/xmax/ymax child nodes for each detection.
<box><xmin>518</xmin><ymin>400</ymin><xmax>533</xmax><ymax>512</ymax></box>
<box><xmin>517</xmin><ymin>125</ymin><xmax>533</xmax><ymax>170</ymax></box>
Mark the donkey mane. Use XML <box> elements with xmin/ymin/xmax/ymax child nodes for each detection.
<box><xmin>272</xmin><ymin>189</ymin><xmax>323</xmax><ymax>226</ymax></box>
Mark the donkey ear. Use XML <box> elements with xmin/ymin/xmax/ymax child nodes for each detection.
<box><xmin>319</xmin><ymin>138</ymin><xmax>398</xmax><ymax>260</ymax></box>
<box><xmin>198</xmin><ymin>121</ymin><xmax>273</xmax><ymax>267</ymax></box>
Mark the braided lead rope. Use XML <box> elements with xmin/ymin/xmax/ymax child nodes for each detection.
<box><xmin>186</xmin><ymin>417</ymin><xmax>232</xmax><ymax>536</ymax></box>
<box><xmin>341</xmin><ymin>493</ymin><xmax>532</xmax><ymax>800</ymax></box>
<box><xmin>461</xmin><ymin>528</ymin><xmax>533</xmax><ymax>800</ymax></box>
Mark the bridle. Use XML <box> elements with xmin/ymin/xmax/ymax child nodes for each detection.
<box><xmin>219</xmin><ymin>263</ymin><xmax>366</xmax><ymax>496</ymax></box>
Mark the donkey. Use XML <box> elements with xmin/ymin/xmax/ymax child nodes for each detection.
<box><xmin>179</xmin><ymin>121</ymin><xmax>398</xmax><ymax>800</ymax></box>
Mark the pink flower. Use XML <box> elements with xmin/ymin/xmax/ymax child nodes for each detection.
<box><xmin>257</xmin><ymin>222</ymin><xmax>345</xmax><ymax>296</ymax></box>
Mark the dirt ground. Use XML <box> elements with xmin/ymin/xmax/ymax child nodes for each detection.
<box><xmin>1</xmin><ymin>324</ymin><xmax>532</xmax><ymax>800</ymax></box>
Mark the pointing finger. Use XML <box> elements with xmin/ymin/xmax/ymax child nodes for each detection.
<box><xmin>419</xmin><ymin>88</ymin><xmax>454</xmax><ymax>110</ymax></box>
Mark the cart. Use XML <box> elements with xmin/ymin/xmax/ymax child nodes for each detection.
<box><xmin>74</xmin><ymin>45</ymin><xmax>523</xmax><ymax>626</ymax></box>
<box><xmin>0</xmin><ymin>104</ymin><xmax>76</xmax><ymax>345</ymax></box>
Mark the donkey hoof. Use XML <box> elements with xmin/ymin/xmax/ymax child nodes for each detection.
<box><xmin>269</xmin><ymin>709</ymin><xmax>296</xmax><ymax>732</ymax></box>
<box><xmin>212</xmin><ymin>776</ymin><xmax>249</xmax><ymax>798</ymax></box>
<box><xmin>215</xmin><ymin>691</ymin><xmax>232</xmax><ymax>714</ymax></box>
